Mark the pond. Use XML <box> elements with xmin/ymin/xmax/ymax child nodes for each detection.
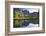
<box><xmin>13</xmin><ymin>19</ymin><xmax>39</xmax><ymax>28</ymax></box>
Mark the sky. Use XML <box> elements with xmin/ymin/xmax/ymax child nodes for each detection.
<box><xmin>20</xmin><ymin>8</ymin><xmax>39</xmax><ymax>13</ymax></box>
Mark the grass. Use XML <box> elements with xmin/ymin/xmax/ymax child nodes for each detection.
<box><xmin>14</xmin><ymin>16</ymin><xmax>38</xmax><ymax>19</ymax></box>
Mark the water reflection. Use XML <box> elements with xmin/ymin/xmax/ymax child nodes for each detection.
<box><xmin>13</xmin><ymin>19</ymin><xmax>39</xmax><ymax>28</ymax></box>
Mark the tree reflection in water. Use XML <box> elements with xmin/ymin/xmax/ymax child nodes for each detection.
<box><xmin>13</xmin><ymin>19</ymin><xmax>39</xmax><ymax>28</ymax></box>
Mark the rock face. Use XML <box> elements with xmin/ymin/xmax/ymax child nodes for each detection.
<box><xmin>22</xmin><ymin>10</ymin><xmax>29</xmax><ymax>16</ymax></box>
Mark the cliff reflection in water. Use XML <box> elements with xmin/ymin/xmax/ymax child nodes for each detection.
<box><xmin>13</xmin><ymin>19</ymin><xmax>39</xmax><ymax>28</ymax></box>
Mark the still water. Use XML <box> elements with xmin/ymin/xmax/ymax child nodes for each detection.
<box><xmin>13</xmin><ymin>19</ymin><xmax>39</xmax><ymax>28</ymax></box>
